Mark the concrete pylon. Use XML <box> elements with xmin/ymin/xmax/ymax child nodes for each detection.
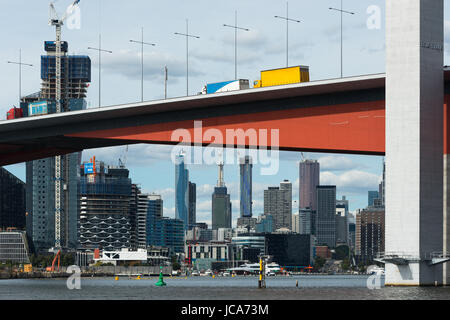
<box><xmin>445</xmin><ymin>154</ymin><xmax>450</xmax><ymax>285</ymax></box>
<box><xmin>385</xmin><ymin>0</ymin><xmax>444</xmax><ymax>285</ymax></box>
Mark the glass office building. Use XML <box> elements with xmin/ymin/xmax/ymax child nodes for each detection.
<box><xmin>0</xmin><ymin>168</ymin><xmax>26</xmax><ymax>230</ymax></box>
<box><xmin>239</xmin><ymin>156</ymin><xmax>252</xmax><ymax>218</ymax></box>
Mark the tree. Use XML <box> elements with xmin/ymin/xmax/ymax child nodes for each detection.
<box><xmin>314</xmin><ymin>256</ymin><xmax>326</xmax><ymax>271</ymax></box>
<box><xmin>341</xmin><ymin>258</ymin><xmax>350</xmax><ymax>271</ymax></box>
<box><xmin>334</xmin><ymin>245</ymin><xmax>349</xmax><ymax>260</ymax></box>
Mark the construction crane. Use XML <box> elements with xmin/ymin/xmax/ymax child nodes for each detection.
<box><xmin>46</xmin><ymin>249</ymin><xmax>61</xmax><ymax>272</ymax></box>
<box><xmin>49</xmin><ymin>0</ymin><xmax>81</xmax><ymax>249</ymax></box>
<box><xmin>119</xmin><ymin>145</ymin><xmax>129</xmax><ymax>168</ymax></box>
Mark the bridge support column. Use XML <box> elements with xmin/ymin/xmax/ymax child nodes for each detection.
<box><xmin>444</xmin><ymin>94</ymin><xmax>450</xmax><ymax>285</ymax></box>
<box><xmin>444</xmin><ymin>154</ymin><xmax>450</xmax><ymax>285</ymax></box>
<box><xmin>385</xmin><ymin>0</ymin><xmax>444</xmax><ymax>285</ymax></box>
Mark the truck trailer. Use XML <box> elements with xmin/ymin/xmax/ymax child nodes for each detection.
<box><xmin>201</xmin><ymin>79</ymin><xmax>250</xmax><ymax>94</ymax></box>
<box><xmin>253</xmin><ymin>66</ymin><xmax>310</xmax><ymax>88</ymax></box>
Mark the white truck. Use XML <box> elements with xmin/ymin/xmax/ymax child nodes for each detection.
<box><xmin>201</xmin><ymin>79</ymin><xmax>249</xmax><ymax>94</ymax></box>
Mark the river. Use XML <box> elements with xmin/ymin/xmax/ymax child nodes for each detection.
<box><xmin>1</xmin><ymin>275</ymin><xmax>449</xmax><ymax>300</ymax></box>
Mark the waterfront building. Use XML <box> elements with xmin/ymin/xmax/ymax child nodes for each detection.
<box><xmin>0</xmin><ymin>167</ymin><xmax>26</xmax><ymax>230</ymax></box>
<box><xmin>137</xmin><ymin>193</ymin><xmax>150</xmax><ymax>249</ymax></box>
<box><xmin>239</xmin><ymin>156</ymin><xmax>252</xmax><ymax>218</ymax></box>
<box><xmin>299</xmin><ymin>159</ymin><xmax>320</xmax><ymax>210</ymax></box>
<box><xmin>356</xmin><ymin>207</ymin><xmax>385</xmax><ymax>263</ymax></box>
<box><xmin>78</xmin><ymin>161</ymin><xmax>132</xmax><ymax>251</ymax></box>
<box><xmin>316</xmin><ymin>186</ymin><xmax>336</xmax><ymax>248</ymax></box>
<box><xmin>231</xmin><ymin>235</ymin><xmax>266</xmax><ymax>254</ymax></box>
<box><xmin>265</xmin><ymin>233</ymin><xmax>314</xmax><ymax>268</ymax></box>
<box><xmin>212</xmin><ymin>163</ymin><xmax>232</xmax><ymax>230</ymax></box>
<box><xmin>263</xmin><ymin>180</ymin><xmax>292</xmax><ymax>231</ymax></box>
<box><xmin>0</xmin><ymin>229</ymin><xmax>30</xmax><ymax>263</ymax></box>
<box><xmin>146</xmin><ymin>194</ymin><xmax>184</xmax><ymax>254</ymax></box>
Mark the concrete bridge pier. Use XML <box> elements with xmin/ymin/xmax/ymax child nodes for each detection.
<box><xmin>385</xmin><ymin>0</ymin><xmax>444</xmax><ymax>286</ymax></box>
<box><xmin>444</xmin><ymin>155</ymin><xmax>450</xmax><ymax>285</ymax></box>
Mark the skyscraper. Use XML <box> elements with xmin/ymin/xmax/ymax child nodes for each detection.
<box><xmin>175</xmin><ymin>154</ymin><xmax>189</xmax><ymax>230</ymax></box>
<box><xmin>356</xmin><ymin>207</ymin><xmax>385</xmax><ymax>263</ymax></box>
<box><xmin>212</xmin><ymin>163</ymin><xmax>232</xmax><ymax>230</ymax></box>
<box><xmin>188</xmin><ymin>182</ymin><xmax>196</xmax><ymax>229</ymax></box>
<box><xmin>239</xmin><ymin>156</ymin><xmax>252</xmax><ymax>218</ymax></box>
<box><xmin>316</xmin><ymin>185</ymin><xmax>336</xmax><ymax>248</ymax></box>
<box><xmin>24</xmin><ymin>41</ymin><xmax>90</xmax><ymax>252</ymax></box>
<box><xmin>299</xmin><ymin>160</ymin><xmax>320</xmax><ymax>210</ymax></box>
<box><xmin>264</xmin><ymin>180</ymin><xmax>292</xmax><ymax>231</ymax></box>
<box><xmin>78</xmin><ymin>160</ymin><xmax>132</xmax><ymax>251</ymax></box>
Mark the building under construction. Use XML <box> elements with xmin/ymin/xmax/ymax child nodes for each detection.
<box><xmin>23</xmin><ymin>41</ymin><xmax>91</xmax><ymax>253</ymax></box>
<box><xmin>40</xmin><ymin>41</ymin><xmax>90</xmax><ymax>103</ymax></box>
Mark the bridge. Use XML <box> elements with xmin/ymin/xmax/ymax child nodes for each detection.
<box><xmin>0</xmin><ymin>0</ymin><xmax>448</xmax><ymax>286</ymax></box>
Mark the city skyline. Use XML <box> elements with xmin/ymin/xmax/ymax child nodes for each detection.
<box><xmin>1</xmin><ymin>0</ymin><xmax>416</xmax><ymax>227</ymax></box>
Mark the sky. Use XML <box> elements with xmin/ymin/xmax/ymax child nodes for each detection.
<box><xmin>1</xmin><ymin>0</ymin><xmax>449</xmax><ymax>227</ymax></box>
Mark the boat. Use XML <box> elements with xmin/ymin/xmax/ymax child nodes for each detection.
<box><xmin>368</xmin><ymin>266</ymin><xmax>385</xmax><ymax>276</ymax></box>
<box><xmin>226</xmin><ymin>262</ymin><xmax>282</xmax><ymax>275</ymax></box>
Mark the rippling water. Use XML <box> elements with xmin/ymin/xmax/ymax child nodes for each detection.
<box><xmin>1</xmin><ymin>275</ymin><xmax>449</xmax><ymax>300</ymax></box>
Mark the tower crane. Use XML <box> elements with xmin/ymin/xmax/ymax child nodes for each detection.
<box><xmin>119</xmin><ymin>145</ymin><xmax>129</xmax><ymax>168</ymax></box>
<box><xmin>49</xmin><ymin>0</ymin><xmax>81</xmax><ymax>249</ymax></box>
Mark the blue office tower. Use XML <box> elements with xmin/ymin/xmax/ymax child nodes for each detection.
<box><xmin>239</xmin><ymin>156</ymin><xmax>252</xmax><ymax>218</ymax></box>
<box><xmin>175</xmin><ymin>154</ymin><xmax>189</xmax><ymax>230</ymax></box>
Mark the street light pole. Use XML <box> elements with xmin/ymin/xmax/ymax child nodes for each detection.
<box><xmin>7</xmin><ymin>49</ymin><xmax>33</xmax><ymax>103</ymax></box>
<box><xmin>224</xmin><ymin>11</ymin><xmax>249</xmax><ymax>80</ymax></box>
<box><xmin>175</xmin><ymin>19</ymin><xmax>200</xmax><ymax>96</ymax></box>
<box><xmin>88</xmin><ymin>34</ymin><xmax>112</xmax><ymax>107</ymax></box>
<box><xmin>329</xmin><ymin>0</ymin><xmax>355</xmax><ymax>78</ymax></box>
<box><xmin>275</xmin><ymin>2</ymin><xmax>301</xmax><ymax>68</ymax></box>
<box><xmin>130</xmin><ymin>27</ymin><xmax>156</xmax><ymax>102</ymax></box>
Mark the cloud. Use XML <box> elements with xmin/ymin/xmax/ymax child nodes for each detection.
<box><xmin>320</xmin><ymin>169</ymin><xmax>381</xmax><ymax>192</ymax></box>
<box><xmin>81</xmin><ymin>144</ymin><xmax>174</xmax><ymax>167</ymax></box>
<box><xmin>100</xmin><ymin>49</ymin><xmax>205</xmax><ymax>81</ymax></box>
<box><xmin>317</xmin><ymin>155</ymin><xmax>364</xmax><ymax>171</ymax></box>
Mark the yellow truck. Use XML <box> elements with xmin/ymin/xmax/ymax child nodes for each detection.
<box><xmin>253</xmin><ymin>66</ymin><xmax>310</xmax><ymax>88</ymax></box>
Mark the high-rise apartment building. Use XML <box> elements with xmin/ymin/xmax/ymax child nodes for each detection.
<box><xmin>316</xmin><ymin>185</ymin><xmax>336</xmax><ymax>248</ymax></box>
<box><xmin>240</xmin><ymin>156</ymin><xmax>252</xmax><ymax>218</ymax></box>
<box><xmin>136</xmin><ymin>193</ymin><xmax>150</xmax><ymax>249</ymax></box>
<box><xmin>264</xmin><ymin>180</ymin><xmax>292</xmax><ymax>231</ymax></box>
<box><xmin>299</xmin><ymin>160</ymin><xmax>320</xmax><ymax>210</ymax></box>
<box><xmin>212</xmin><ymin>163</ymin><xmax>232</xmax><ymax>230</ymax></box>
<box><xmin>78</xmin><ymin>160</ymin><xmax>132</xmax><ymax>251</ymax></box>
<box><xmin>356</xmin><ymin>208</ymin><xmax>385</xmax><ymax>263</ymax></box>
